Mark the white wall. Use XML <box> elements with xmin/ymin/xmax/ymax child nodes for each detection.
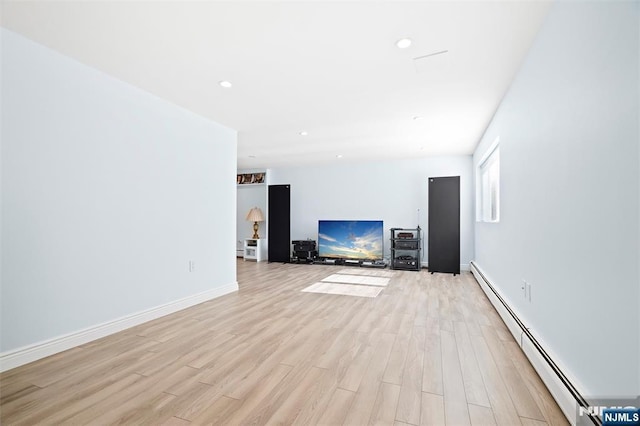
<box><xmin>236</xmin><ymin>169</ymin><xmax>268</xmax><ymax>255</ymax></box>
<box><xmin>473</xmin><ymin>1</ymin><xmax>639</xmax><ymax>397</ymax></box>
<box><xmin>1</xmin><ymin>29</ymin><xmax>238</xmax><ymax>353</ymax></box>
<box><xmin>269</xmin><ymin>156</ymin><xmax>473</xmax><ymax>267</ymax></box>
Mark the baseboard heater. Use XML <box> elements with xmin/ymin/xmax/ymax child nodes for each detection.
<box><xmin>469</xmin><ymin>261</ymin><xmax>599</xmax><ymax>426</ymax></box>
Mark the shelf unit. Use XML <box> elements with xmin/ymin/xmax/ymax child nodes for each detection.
<box><xmin>244</xmin><ymin>238</ymin><xmax>266</xmax><ymax>262</ymax></box>
<box><xmin>390</xmin><ymin>227</ymin><xmax>421</xmax><ymax>271</ymax></box>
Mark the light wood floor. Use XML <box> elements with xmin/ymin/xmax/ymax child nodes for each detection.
<box><xmin>0</xmin><ymin>260</ymin><xmax>568</xmax><ymax>425</ymax></box>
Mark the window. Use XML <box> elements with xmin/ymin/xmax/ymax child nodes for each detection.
<box><xmin>477</xmin><ymin>140</ymin><xmax>500</xmax><ymax>222</ymax></box>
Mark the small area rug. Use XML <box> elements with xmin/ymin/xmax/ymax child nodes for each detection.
<box><xmin>301</xmin><ymin>269</ymin><xmax>392</xmax><ymax>298</ymax></box>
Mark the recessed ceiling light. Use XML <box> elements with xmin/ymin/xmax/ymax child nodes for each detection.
<box><xmin>336</xmin><ymin>154</ymin><xmax>343</xmax><ymax>159</ymax></box>
<box><xmin>219</xmin><ymin>80</ymin><xmax>232</xmax><ymax>88</ymax></box>
<box><xmin>248</xmin><ymin>155</ymin><xmax>256</xmax><ymax>158</ymax></box>
<box><xmin>413</xmin><ymin>116</ymin><xmax>423</xmax><ymax>120</ymax></box>
<box><xmin>299</xmin><ymin>131</ymin><xmax>308</xmax><ymax>136</ymax></box>
<box><xmin>396</xmin><ymin>38</ymin><xmax>412</xmax><ymax>49</ymax></box>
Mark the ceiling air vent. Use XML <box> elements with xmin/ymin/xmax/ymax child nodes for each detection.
<box><xmin>413</xmin><ymin>50</ymin><xmax>449</xmax><ymax>74</ymax></box>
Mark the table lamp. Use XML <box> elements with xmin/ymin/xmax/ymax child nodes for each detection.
<box><xmin>246</xmin><ymin>207</ymin><xmax>265</xmax><ymax>239</ymax></box>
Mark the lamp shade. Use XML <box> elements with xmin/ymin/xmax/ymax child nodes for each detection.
<box><xmin>246</xmin><ymin>207</ymin><xmax>264</xmax><ymax>222</ymax></box>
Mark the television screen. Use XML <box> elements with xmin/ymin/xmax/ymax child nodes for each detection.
<box><xmin>318</xmin><ymin>220</ymin><xmax>384</xmax><ymax>260</ymax></box>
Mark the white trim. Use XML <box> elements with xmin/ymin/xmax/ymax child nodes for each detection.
<box><xmin>0</xmin><ymin>282</ymin><xmax>239</xmax><ymax>372</ymax></box>
<box><xmin>470</xmin><ymin>262</ymin><xmax>577</xmax><ymax>425</ymax></box>
<box><xmin>476</xmin><ymin>136</ymin><xmax>501</xmax><ymax>167</ymax></box>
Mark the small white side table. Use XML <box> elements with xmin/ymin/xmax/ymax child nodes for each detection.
<box><xmin>244</xmin><ymin>238</ymin><xmax>266</xmax><ymax>262</ymax></box>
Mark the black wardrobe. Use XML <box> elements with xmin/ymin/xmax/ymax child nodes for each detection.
<box><xmin>428</xmin><ymin>176</ymin><xmax>460</xmax><ymax>275</ymax></box>
<box><xmin>268</xmin><ymin>184</ymin><xmax>291</xmax><ymax>263</ymax></box>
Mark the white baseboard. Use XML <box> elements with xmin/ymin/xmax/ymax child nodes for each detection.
<box><xmin>520</xmin><ymin>334</ymin><xmax>578</xmax><ymax>424</ymax></box>
<box><xmin>470</xmin><ymin>262</ymin><xmax>579</xmax><ymax>425</ymax></box>
<box><xmin>0</xmin><ymin>282</ymin><xmax>238</xmax><ymax>373</ymax></box>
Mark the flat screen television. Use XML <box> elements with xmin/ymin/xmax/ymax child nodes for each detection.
<box><xmin>318</xmin><ymin>220</ymin><xmax>384</xmax><ymax>261</ymax></box>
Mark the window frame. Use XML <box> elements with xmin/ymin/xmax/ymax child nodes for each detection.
<box><xmin>476</xmin><ymin>138</ymin><xmax>500</xmax><ymax>223</ymax></box>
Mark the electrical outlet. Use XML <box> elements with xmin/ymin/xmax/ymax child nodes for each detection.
<box><xmin>527</xmin><ymin>281</ymin><xmax>532</xmax><ymax>302</ymax></box>
<box><xmin>188</xmin><ymin>260</ymin><xmax>195</xmax><ymax>272</ymax></box>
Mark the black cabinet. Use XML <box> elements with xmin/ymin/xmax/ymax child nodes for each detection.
<box><xmin>428</xmin><ymin>176</ymin><xmax>460</xmax><ymax>275</ymax></box>
<box><xmin>390</xmin><ymin>227</ymin><xmax>421</xmax><ymax>271</ymax></box>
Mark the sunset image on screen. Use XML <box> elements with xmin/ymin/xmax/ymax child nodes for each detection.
<box><xmin>318</xmin><ymin>220</ymin><xmax>383</xmax><ymax>260</ymax></box>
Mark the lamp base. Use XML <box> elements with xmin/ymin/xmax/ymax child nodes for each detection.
<box><xmin>252</xmin><ymin>221</ymin><xmax>260</xmax><ymax>239</ymax></box>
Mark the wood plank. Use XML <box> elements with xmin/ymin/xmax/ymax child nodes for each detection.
<box><xmin>216</xmin><ymin>363</ymin><xmax>293</xmax><ymax>424</ymax></box>
<box><xmin>382</xmin><ymin>314</ymin><xmax>413</xmax><ymax>385</ymax></box>
<box><xmin>468</xmin><ymin>403</ymin><xmax>498</xmax><ymax>426</ymax></box>
<box><xmin>502</xmin><ymin>341</ymin><xmax>569</xmax><ymax>426</ymax></box>
<box><xmin>370</xmin><ymin>382</ymin><xmax>401</xmax><ymax>425</ymax></box>
<box><xmin>444</xmin><ymin>399</ymin><xmax>471</xmax><ymax>426</ymax></box>
<box><xmin>440</xmin><ymin>330</ymin><xmax>466</xmax><ymax>402</ymax></box>
<box><xmin>422</xmin><ymin>331</ymin><xmax>444</xmax><ymax>395</ymax></box>
<box><xmin>420</xmin><ymin>392</ymin><xmax>445</xmax><ymax>426</ymax></box>
<box><xmin>189</xmin><ymin>395</ymin><xmax>243</xmax><ymax>424</ymax></box>
<box><xmin>520</xmin><ymin>417</ymin><xmax>549</xmax><ymax>426</ymax></box>
<box><xmin>92</xmin><ymin>391</ymin><xmax>178</xmax><ymax>424</ymax></box>
<box><xmin>481</xmin><ymin>326</ymin><xmax>545</xmax><ymax>421</ymax></box>
<box><xmin>342</xmin><ymin>332</ymin><xmax>396</xmax><ymax>425</ymax></box>
<box><xmin>396</xmin><ymin>326</ymin><xmax>426</xmax><ymax>425</ymax></box>
<box><xmin>315</xmin><ymin>388</ymin><xmax>355</xmax><ymax>426</ymax></box>
<box><xmin>454</xmin><ymin>321</ymin><xmax>490</xmax><ymax>407</ymax></box>
<box><xmin>469</xmin><ymin>334</ymin><xmax>522</xmax><ymax>426</ymax></box>
<box><xmin>264</xmin><ymin>366</ymin><xmax>329</xmax><ymax>425</ymax></box>
<box><xmin>160</xmin><ymin>416</ymin><xmax>191</xmax><ymax>426</ymax></box>
<box><xmin>339</xmin><ymin>327</ymin><xmax>384</xmax><ymax>392</ymax></box>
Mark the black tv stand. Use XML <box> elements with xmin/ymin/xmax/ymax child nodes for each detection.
<box><xmin>309</xmin><ymin>258</ymin><xmax>387</xmax><ymax>269</ymax></box>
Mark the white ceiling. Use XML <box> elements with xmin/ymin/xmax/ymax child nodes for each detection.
<box><xmin>1</xmin><ymin>1</ymin><xmax>552</xmax><ymax>169</ymax></box>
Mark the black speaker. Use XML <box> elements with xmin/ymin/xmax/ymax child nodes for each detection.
<box><xmin>428</xmin><ymin>176</ymin><xmax>460</xmax><ymax>275</ymax></box>
<box><xmin>268</xmin><ymin>185</ymin><xmax>291</xmax><ymax>263</ymax></box>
